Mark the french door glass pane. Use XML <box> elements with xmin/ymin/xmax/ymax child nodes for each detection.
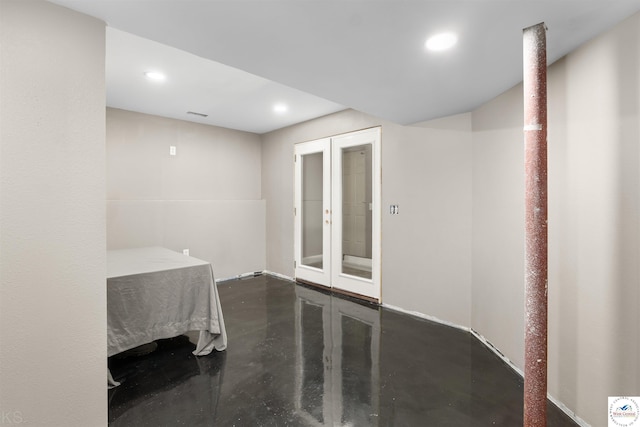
<box><xmin>341</xmin><ymin>145</ymin><xmax>372</xmax><ymax>279</ymax></box>
<box><xmin>302</xmin><ymin>152</ymin><xmax>323</xmax><ymax>269</ymax></box>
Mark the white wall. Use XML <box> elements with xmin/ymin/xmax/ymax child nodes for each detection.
<box><xmin>388</xmin><ymin>116</ymin><xmax>472</xmax><ymax>326</ymax></box>
<box><xmin>106</xmin><ymin>108</ymin><xmax>265</xmax><ymax>279</ymax></box>
<box><xmin>262</xmin><ymin>109</ymin><xmax>472</xmax><ymax>327</ymax></box>
<box><xmin>0</xmin><ymin>1</ymin><xmax>107</xmax><ymax>425</ymax></box>
<box><xmin>1</xmin><ymin>3</ymin><xmax>632</xmax><ymax>425</ymax></box>
<box><xmin>471</xmin><ymin>84</ymin><xmax>526</xmax><ymax>368</ymax></box>
<box><xmin>471</xmin><ymin>13</ymin><xmax>640</xmax><ymax>426</ymax></box>
<box><xmin>263</xmin><ymin>14</ymin><xmax>640</xmax><ymax>425</ymax></box>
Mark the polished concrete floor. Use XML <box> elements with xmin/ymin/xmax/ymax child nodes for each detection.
<box><xmin>108</xmin><ymin>275</ymin><xmax>578</xmax><ymax>426</ymax></box>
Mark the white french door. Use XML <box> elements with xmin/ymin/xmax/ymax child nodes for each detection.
<box><xmin>331</xmin><ymin>129</ymin><xmax>381</xmax><ymax>300</ymax></box>
<box><xmin>294</xmin><ymin>137</ymin><xmax>332</xmax><ymax>287</ymax></box>
<box><xmin>294</xmin><ymin>127</ymin><xmax>381</xmax><ymax>302</ymax></box>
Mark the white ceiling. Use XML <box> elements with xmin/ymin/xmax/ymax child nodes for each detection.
<box><xmin>50</xmin><ymin>0</ymin><xmax>640</xmax><ymax>134</ymax></box>
<box><xmin>105</xmin><ymin>28</ymin><xmax>345</xmax><ymax>133</ymax></box>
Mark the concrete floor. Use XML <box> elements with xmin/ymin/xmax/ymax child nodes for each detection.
<box><xmin>108</xmin><ymin>274</ymin><xmax>578</xmax><ymax>426</ymax></box>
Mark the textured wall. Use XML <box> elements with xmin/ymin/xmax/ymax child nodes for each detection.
<box><xmin>261</xmin><ymin>109</ymin><xmax>472</xmax><ymax>327</ymax></box>
<box><xmin>106</xmin><ymin>108</ymin><xmax>265</xmax><ymax>279</ymax></box>
<box><xmin>471</xmin><ymin>13</ymin><xmax>640</xmax><ymax>426</ymax></box>
<box><xmin>0</xmin><ymin>1</ymin><xmax>107</xmax><ymax>425</ymax></box>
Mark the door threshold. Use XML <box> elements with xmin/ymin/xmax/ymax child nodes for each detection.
<box><xmin>295</xmin><ymin>278</ymin><xmax>380</xmax><ymax>305</ymax></box>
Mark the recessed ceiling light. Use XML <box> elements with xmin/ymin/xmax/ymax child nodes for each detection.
<box><xmin>273</xmin><ymin>103</ymin><xmax>288</xmax><ymax>114</ymax></box>
<box><xmin>425</xmin><ymin>32</ymin><xmax>458</xmax><ymax>52</ymax></box>
<box><xmin>144</xmin><ymin>71</ymin><xmax>166</xmax><ymax>82</ymax></box>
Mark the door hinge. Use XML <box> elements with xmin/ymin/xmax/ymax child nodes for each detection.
<box><xmin>294</xmin><ymin>207</ymin><xmax>296</xmax><ymax>216</ymax></box>
<box><xmin>294</xmin><ymin>260</ymin><xmax>297</xmax><ymax>268</ymax></box>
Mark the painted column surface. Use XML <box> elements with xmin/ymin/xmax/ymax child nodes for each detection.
<box><xmin>523</xmin><ymin>22</ymin><xmax>548</xmax><ymax>427</ymax></box>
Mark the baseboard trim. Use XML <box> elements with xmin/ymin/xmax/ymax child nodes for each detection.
<box><xmin>216</xmin><ymin>270</ymin><xmax>297</xmax><ymax>283</ymax></box>
<box><xmin>468</xmin><ymin>329</ymin><xmax>590</xmax><ymax>427</ymax></box>
<box><xmin>215</xmin><ymin>271</ymin><xmax>262</xmax><ymax>283</ymax></box>
<box><xmin>263</xmin><ymin>270</ymin><xmax>296</xmax><ymax>282</ymax></box>
<box><xmin>469</xmin><ymin>328</ymin><xmax>523</xmax><ymax>377</ymax></box>
<box><xmin>382</xmin><ymin>303</ymin><xmax>470</xmax><ymax>332</ymax></box>
<box><xmin>383</xmin><ymin>305</ymin><xmax>591</xmax><ymax>427</ymax></box>
<box><xmin>547</xmin><ymin>395</ymin><xmax>590</xmax><ymax>427</ymax></box>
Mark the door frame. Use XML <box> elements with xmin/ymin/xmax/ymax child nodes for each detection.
<box><xmin>331</xmin><ymin>128</ymin><xmax>381</xmax><ymax>301</ymax></box>
<box><xmin>294</xmin><ymin>137</ymin><xmax>332</xmax><ymax>287</ymax></box>
<box><xmin>293</xmin><ymin>127</ymin><xmax>381</xmax><ymax>302</ymax></box>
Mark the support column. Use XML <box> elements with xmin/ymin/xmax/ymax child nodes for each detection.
<box><xmin>523</xmin><ymin>22</ymin><xmax>548</xmax><ymax>427</ymax></box>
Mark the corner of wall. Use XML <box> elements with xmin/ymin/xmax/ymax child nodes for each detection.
<box><xmin>0</xmin><ymin>1</ymin><xmax>107</xmax><ymax>424</ymax></box>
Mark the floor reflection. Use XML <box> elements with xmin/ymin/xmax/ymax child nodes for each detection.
<box><xmin>108</xmin><ymin>275</ymin><xmax>579</xmax><ymax>427</ymax></box>
<box><xmin>108</xmin><ymin>336</ymin><xmax>225</xmax><ymax>426</ymax></box>
<box><xmin>295</xmin><ymin>286</ymin><xmax>380</xmax><ymax>427</ymax></box>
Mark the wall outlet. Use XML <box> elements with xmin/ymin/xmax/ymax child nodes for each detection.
<box><xmin>390</xmin><ymin>205</ymin><xmax>399</xmax><ymax>215</ymax></box>
<box><xmin>170</xmin><ymin>145</ymin><xmax>177</xmax><ymax>156</ymax></box>
<box><xmin>182</xmin><ymin>249</ymin><xmax>189</xmax><ymax>256</ymax></box>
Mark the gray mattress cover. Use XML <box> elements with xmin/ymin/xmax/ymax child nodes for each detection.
<box><xmin>107</xmin><ymin>247</ymin><xmax>227</xmax><ymax>386</ymax></box>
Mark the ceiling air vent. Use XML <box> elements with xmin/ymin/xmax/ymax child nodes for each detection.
<box><xmin>186</xmin><ymin>111</ymin><xmax>208</xmax><ymax>118</ymax></box>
